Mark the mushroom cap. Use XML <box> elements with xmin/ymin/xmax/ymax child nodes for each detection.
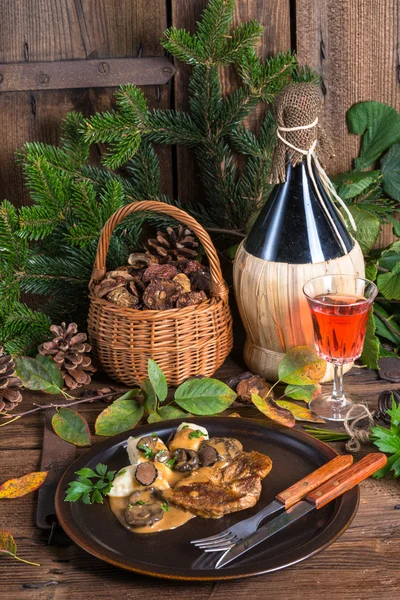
<box><xmin>173</xmin><ymin>448</ymin><xmax>199</xmax><ymax>472</ymax></box>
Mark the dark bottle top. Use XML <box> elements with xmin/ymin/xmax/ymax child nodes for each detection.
<box><xmin>244</xmin><ymin>160</ymin><xmax>354</xmax><ymax>264</ymax></box>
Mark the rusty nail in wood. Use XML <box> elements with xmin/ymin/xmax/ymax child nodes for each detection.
<box><xmin>162</xmin><ymin>66</ymin><xmax>172</xmax><ymax>75</ymax></box>
<box><xmin>98</xmin><ymin>62</ymin><xmax>110</xmax><ymax>75</ymax></box>
<box><xmin>39</xmin><ymin>73</ymin><xmax>50</xmax><ymax>85</ymax></box>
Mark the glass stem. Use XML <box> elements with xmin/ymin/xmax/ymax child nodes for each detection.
<box><xmin>331</xmin><ymin>362</ymin><xmax>345</xmax><ymax>405</ymax></box>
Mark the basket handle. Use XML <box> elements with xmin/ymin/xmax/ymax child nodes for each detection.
<box><xmin>90</xmin><ymin>201</ymin><xmax>229</xmax><ymax>303</ymax></box>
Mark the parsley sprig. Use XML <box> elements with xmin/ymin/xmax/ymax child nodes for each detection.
<box><xmin>138</xmin><ymin>444</ymin><xmax>155</xmax><ymax>459</ymax></box>
<box><xmin>189</xmin><ymin>429</ymin><xmax>204</xmax><ymax>440</ymax></box>
<box><xmin>370</xmin><ymin>400</ymin><xmax>400</xmax><ymax>479</ymax></box>
<box><xmin>65</xmin><ymin>463</ymin><xmax>116</xmax><ymax>504</ymax></box>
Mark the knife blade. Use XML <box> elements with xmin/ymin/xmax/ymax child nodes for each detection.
<box><xmin>215</xmin><ymin>452</ymin><xmax>387</xmax><ymax>569</ymax></box>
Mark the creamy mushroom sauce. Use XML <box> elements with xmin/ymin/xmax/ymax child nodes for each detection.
<box><xmin>108</xmin><ymin>425</ymin><xmax>243</xmax><ymax>535</ymax></box>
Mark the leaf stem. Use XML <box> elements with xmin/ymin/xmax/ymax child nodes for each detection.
<box><xmin>374</xmin><ymin>305</ymin><xmax>400</xmax><ymax>338</ymax></box>
<box><xmin>0</xmin><ymin>391</ymin><xmax>123</xmax><ymax>424</ymax></box>
<box><xmin>13</xmin><ymin>555</ymin><xmax>40</xmax><ymax>567</ymax></box>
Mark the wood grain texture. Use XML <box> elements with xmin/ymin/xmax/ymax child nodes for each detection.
<box><xmin>0</xmin><ymin>0</ymin><xmax>171</xmax><ymax>209</ymax></box>
<box><xmin>0</xmin><ymin>359</ymin><xmax>399</xmax><ymax>599</ymax></box>
<box><xmin>171</xmin><ymin>0</ymin><xmax>291</xmax><ymax>205</ymax></box>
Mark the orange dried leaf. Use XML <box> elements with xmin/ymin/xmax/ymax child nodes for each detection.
<box><xmin>251</xmin><ymin>393</ymin><xmax>296</xmax><ymax>428</ymax></box>
<box><xmin>0</xmin><ymin>471</ymin><xmax>48</xmax><ymax>499</ymax></box>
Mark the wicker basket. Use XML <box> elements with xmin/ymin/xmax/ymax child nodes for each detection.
<box><xmin>87</xmin><ymin>201</ymin><xmax>233</xmax><ymax>386</ymax></box>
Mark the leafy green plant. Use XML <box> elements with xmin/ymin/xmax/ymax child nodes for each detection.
<box><xmin>65</xmin><ymin>464</ymin><xmax>116</xmax><ymax>504</ymax></box>
<box><xmin>332</xmin><ymin>101</ymin><xmax>400</xmax><ymax>367</ymax></box>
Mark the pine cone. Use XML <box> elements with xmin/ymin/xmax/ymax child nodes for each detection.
<box><xmin>145</xmin><ymin>226</ymin><xmax>198</xmax><ymax>262</ymax></box>
<box><xmin>38</xmin><ymin>323</ymin><xmax>96</xmax><ymax>390</ymax></box>
<box><xmin>0</xmin><ymin>346</ymin><xmax>23</xmax><ymax>412</ymax></box>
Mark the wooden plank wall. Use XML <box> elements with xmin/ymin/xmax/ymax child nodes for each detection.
<box><xmin>0</xmin><ymin>1</ymin><xmax>398</xmax><ymax>243</ymax></box>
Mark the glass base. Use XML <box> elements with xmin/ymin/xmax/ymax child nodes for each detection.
<box><xmin>309</xmin><ymin>393</ymin><xmax>367</xmax><ymax>422</ymax></box>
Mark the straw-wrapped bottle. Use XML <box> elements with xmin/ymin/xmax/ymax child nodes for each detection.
<box><xmin>233</xmin><ymin>84</ymin><xmax>365</xmax><ymax>381</ymax></box>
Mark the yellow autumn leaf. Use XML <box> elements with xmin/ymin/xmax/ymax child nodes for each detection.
<box><xmin>276</xmin><ymin>400</ymin><xmax>325</xmax><ymax>423</ymax></box>
<box><xmin>0</xmin><ymin>471</ymin><xmax>48</xmax><ymax>499</ymax></box>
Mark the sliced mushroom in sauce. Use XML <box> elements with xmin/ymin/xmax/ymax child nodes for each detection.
<box><xmin>124</xmin><ymin>490</ymin><xmax>164</xmax><ymax>527</ymax></box>
<box><xmin>172</xmin><ymin>448</ymin><xmax>199</xmax><ymax>472</ymax></box>
<box><xmin>205</xmin><ymin>437</ymin><xmax>243</xmax><ymax>462</ymax></box>
<box><xmin>135</xmin><ymin>462</ymin><xmax>158</xmax><ymax>486</ymax></box>
<box><xmin>198</xmin><ymin>444</ymin><xmax>219</xmax><ymax>467</ymax></box>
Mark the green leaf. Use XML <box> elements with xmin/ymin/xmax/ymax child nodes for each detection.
<box><xmin>0</xmin><ymin>530</ymin><xmax>40</xmax><ymax>567</ymax></box>
<box><xmin>75</xmin><ymin>468</ymin><xmax>98</xmax><ymax>479</ymax></box>
<box><xmin>361</xmin><ymin>313</ymin><xmax>380</xmax><ymax>369</ymax></box>
<box><xmin>377</xmin><ymin>271</ymin><xmax>400</xmax><ymax>300</ymax></box>
<box><xmin>333</xmin><ymin>170</ymin><xmax>380</xmax><ymax>199</ymax></box>
<box><xmin>278</xmin><ymin>346</ymin><xmax>326</xmax><ymax>385</ymax></box>
<box><xmin>344</xmin><ymin>205</ymin><xmax>381</xmax><ymax>254</ymax></box>
<box><xmin>147</xmin><ymin>359</ymin><xmax>168</xmax><ymax>403</ymax></box>
<box><xmin>365</xmin><ymin>261</ymin><xmax>378</xmax><ymax>282</ymax></box>
<box><xmin>141</xmin><ymin>379</ymin><xmax>158</xmax><ymax>414</ymax></box>
<box><xmin>381</xmin><ymin>143</ymin><xmax>400</xmax><ymax>201</ymax></box>
<box><xmin>347</xmin><ymin>101</ymin><xmax>400</xmax><ymax>169</ymax></box>
<box><xmin>147</xmin><ymin>412</ymin><xmax>163</xmax><ymax>424</ymax></box>
<box><xmin>95</xmin><ymin>397</ymin><xmax>144</xmax><ymax>436</ymax></box>
<box><xmin>52</xmin><ymin>408</ymin><xmax>91</xmax><ymax>446</ymax></box>
<box><xmin>276</xmin><ymin>400</ymin><xmax>325</xmax><ymax>423</ymax></box>
<box><xmin>284</xmin><ymin>384</ymin><xmax>321</xmax><ymax>403</ymax></box>
<box><xmin>156</xmin><ymin>406</ymin><xmax>188</xmax><ymax>420</ymax></box>
<box><xmin>372</xmin><ymin>453</ymin><xmax>400</xmax><ymax>479</ymax></box>
<box><xmin>174</xmin><ymin>378</ymin><xmax>236</xmax><ymax>415</ymax></box>
<box><xmin>251</xmin><ymin>393</ymin><xmax>295</xmax><ymax>427</ymax></box>
<box><xmin>15</xmin><ymin>355</ymin><xmax>64</xmax><ymax>394</ymax></box>
<box><xmin>386</xmin><ymin>399</ymin><xmax>400</xmax><ymax>426</ymax></box>
<box><xmin>370</xmin><ymin>424</ymin><xmax>400</xmax><ymax>454</ymax></box>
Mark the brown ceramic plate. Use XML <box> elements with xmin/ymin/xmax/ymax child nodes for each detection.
<box><xmin>55</xmin><ymin>417</ymin><xmax>359</xmax><ymax>581</ymax></box>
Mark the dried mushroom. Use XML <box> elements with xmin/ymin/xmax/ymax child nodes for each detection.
<box><xmin>176</xmin><ymin>291</ymin><xmax>207</xmax><ymax>308</ymax></box>
<box><xmin>143</xmin><ymin>278</ymin><xmax>182</xmax><ymax>310</ymax></box>
<box><xmin>182</xmin><ymin>260</ymin><xmax>204</xmax><ymax>275</ymax></box>
<box><xmin>107</xmin><ymin>287</ymin><xmax>139</xmax><ymax>308</ymax></box>
<box><xmin>105</xmin><ymin>268</ymin><xmax>134</xmax><ymax>281</ymax></box>
<box><xmin>173</xmin><ymin>273</ymin><xmax>191</xmax><ymax>293</ymax></box>
<box><xmin>92</xmin><ymin>278</ymin><xmax>122</xmax><ymax>298</ymax></box>
<box><xmin>190</xmin><ymin>270</ymin><xmax>211</xmax><ymax>291</ymax></box>
<box><xmin>143</xmin><ymin>263</ymin><xmax>178</xmax><ymax>282</ymax></box>
<box><xmin>236</xmin><ymin>374</ymin><xmax>274</xmax><ymax>404</ymax></box>
<box><xmin>128</xmin><ymin>253</ymin><xmax>158</xmax><ymax>270</ymax></box>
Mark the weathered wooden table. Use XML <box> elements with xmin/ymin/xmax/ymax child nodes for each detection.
<box><xmin>1</xmin><ymin>355</ymin><xmax>399</xmax><ymax>600</ymax></box>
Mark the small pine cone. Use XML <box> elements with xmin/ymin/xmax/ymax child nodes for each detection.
<box><xmin>145</xmin><ymin>225</ymin><xmax>198</xmax><ymax>262</ymax></box>
<box><xmin>0</xmin><ymin>346</ymin><xmax>23</xmax><ymax>412</ymax></box>
<box><xmin>38</xmin><ymin>323</ymin><xmax>96</xmax><ymax>390</ymax></box>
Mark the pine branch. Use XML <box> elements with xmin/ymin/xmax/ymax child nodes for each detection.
<box><xmin>162</xmin><ymin>28</ymin><xmax>206</xmax><ymax>65</ymax></box>
<box><xmin>218</xmin><ymin>21</ymin><xmax>263</xmax><ymax>65</ymax></box>
<box><xmin>197</xmin><ymin>0</ymin><xmax>235</xmax><ymax>59</ymax></box>
<box><xmin>147</xmin><ymin>110</ymin><xmax>203</xmax><ymax>146</ymax></box>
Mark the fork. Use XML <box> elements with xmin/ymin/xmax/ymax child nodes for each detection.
<box><xmin>190</xmin><ymin>454</ymin><xmax>353</xmax><ymax>552</ymax></box>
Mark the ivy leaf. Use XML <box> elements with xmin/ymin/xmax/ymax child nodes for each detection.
<box><xmin>174</xmin><ymin>378</ymin><xmax>236</xmax><ymax>415</ymax></box>
<box><xmin>52</xmin><ymin>408</ymin><xmax>91</xmax><ymax>446</ymax></box>
<box><xmin>333</xmin><ymin>170</ymin><xmax>380</xmax><ymax>199</ymax></box>
<box><xmin>251</xmin><ymin>393</ymin><xmax>295</xmax><ymax>427</ymax></box>
<box><xmin>377</xmin><ymin>271</ymin><xmax>400</xmax><ymax>300</ymax></box>
<box><xmin>0</xmin><ymin>471</ymin><xmax>48</xmax><ymax>499</ymax></box>
<box><xmin>276</xmin><ymin>400</ymin><xmax>325</xmax><ymax>423</ymax></box>
<box><xmin>381</xmin><ymin>143</ymin><xmax>400</xmax><ymax>201</ymax></box>
<box><xmin>347</xmin><ymin>101</ymin><xmax>400</xmax><ymax>170</ymax></box>
<box><xmin>278</xmin><ymin>346</ymin><xmax>326</xmax><ymax>385</ymax></box>
<box><xmin>141</xmin><ymin>378</ymin><xmax>157</xmax><ymax>413</ymax></box>
<box><xmin>374</xmin><ymin>307</ymin><xmax>400</xmax><ymax>345</ymax></box>
<box><xmin>361</xmin><ymin>313</ymin><xmax>380</xmax><ymax>369</ymax></box>
<box><xmin>147</xmin><ymin>359</ymin><xmax>168</xmax><ymax>403</ymax></box>
<box><xmin>284</xmin><ymin>383</ymin><xmax>321</xmax><ymax>403</ymax></box>
<box><xmin>15</xmin><ymin>355</ymin><xmax>64</xmax><ymax>394</ymax></box>
<box><xmin>344</xmin><ymin>205</ymin><xmax>381</xmax><ymax>254</ymax></box>
<box><xmin>95</xmin><ymin>396</ymin><xmax>144</xmax><ymax>436</ymax></box>
<box><xmin>0</xmin><ymin>530</ymin><xmax>40</xmax><ymax>566</ymax></box>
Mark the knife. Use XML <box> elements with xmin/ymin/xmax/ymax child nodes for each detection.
<box><xmin>215</xmin><ymin>452</ymin><xmax>387</xmax><ymax>569</ymax></box>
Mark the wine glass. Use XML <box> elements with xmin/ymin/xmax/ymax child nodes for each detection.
<box><xmin>303</xmin><ymin>275</ymin><xmax>378</xmax><ymax>421</ymax></box>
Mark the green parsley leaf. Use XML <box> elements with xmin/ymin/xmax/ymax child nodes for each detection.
<box><xmin>189</xmin><ymin>429</ymin><xmax>204</xmax><ymax>440</ymax></box>
<box><xmin>165</xmin><ymin>457</ymin><xmax>177</xmax><ymax>469</ymax></box>
<box><xmin>161</xmin><ymin>502</ymin><xmax>169</xmax><ymax>512</ymax></box>
<box><xmin>115</xmin><ymin>468</ymin><xmax>127</xmax><ymax>477</ymax></box>
<box><xmin>65</xmin><ymin>463</ymin><xmax>116</xmax><ymax>504</ymax></box>
<box><xmin>371</xmin><ymin>399</ymin><xmax>400</xmax><ymax>478</ymax></box>
<box><xmin>181</xmin><ymin>425</ymin><xmax>190</xmax><ymax>429</ymax></box>
<box><xmin>136</xmin><ymin>500</ymin><xmax>146</xmax><ymax>505</ymax></box>
<box><xmin>138</xmin><ymin>444</ymin><xmax>155</xmax><ymax>459</ymax></box>
<box><xmin>151</xmin><ymin>432</ymin><xmax>158</xmax><ymax>438</ymax></box>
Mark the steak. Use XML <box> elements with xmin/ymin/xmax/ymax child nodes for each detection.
<box><xmin>163</xmin><ymin>450</ymin><xmax>272</xmax><ymax>518</ymax></box>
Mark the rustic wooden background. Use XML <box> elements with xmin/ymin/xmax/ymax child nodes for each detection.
<box><xmin>0</xmin><ymin>0</ymin><xmax>399</xmax><ymax>243</ymax></box>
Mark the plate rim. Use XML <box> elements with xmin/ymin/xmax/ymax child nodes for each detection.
<box><xmin>55</xmin><ymin>417</ymin><xmax>360</xmax><ymax>581</ymax></box>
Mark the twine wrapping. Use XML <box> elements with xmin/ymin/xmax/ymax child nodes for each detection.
<box><xmin>269</xmin><ymin>83</ymin><xmax>356</xmax><ymax>241</ymax></box>
<box><xmin>343</xmin><ymin>404</ymin><xmax>375</xmax><ymax>453</ymax></box>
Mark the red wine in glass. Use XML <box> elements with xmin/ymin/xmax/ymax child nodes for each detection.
<box><xmin>309</xmin><ymin>293</ymin><xmax>370</xmax><ymax>363</ymax></box>
<box><xmin>303</xmin><ymin>276</ymin><xmax>378</xmax><ymax>421</ymax></box>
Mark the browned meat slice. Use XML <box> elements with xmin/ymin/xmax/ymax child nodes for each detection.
<box><xmin>163</xmin><ymin>451</ymin><xmax>272</xmax><ymax>519</ymax></box>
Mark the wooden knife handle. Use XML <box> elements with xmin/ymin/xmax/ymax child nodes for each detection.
<box><xmin>275</xmin><ymin>454</ymin><xmax>353</xmax><ymax>509</ymax></box>
<box><xmin>307</xmin><ymin>453</ymin><xmax>387</xmax><ymax>509</ymax></box>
